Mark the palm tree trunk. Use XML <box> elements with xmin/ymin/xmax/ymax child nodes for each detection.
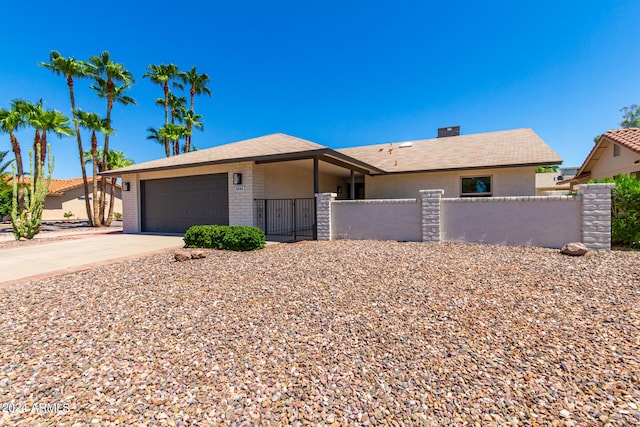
<box><xmin>99</xmin><ymin>79</ymin><xmax>113</xmax><ymax>224</ymax></box>
<box><xmin>32</xmin><ymin>129</ymin><xmax>41</xmax><ymax>184</ymax></box>
<box><xmin>68</xmin><ymin>75</ymin><xmax>94</xmax><ymax>226</ymax></box>
<box><xmin>164</xmin><ymin>81</ymin><xmax>170</xmax><ymax>157</ymax></box>
<box><xmin>105</xmin><ymin>177</ymin><xmax>116</xmax><ymax>227</ymax></box>
<box><xmin>91</xmin><ymin>132</ymin><xmax>100</xmax><ymax>226</ymax></box>
<box><xmin>10</xmin><ymin>133</ymin><xmax>25</xmax><ymax>213</ymax></box>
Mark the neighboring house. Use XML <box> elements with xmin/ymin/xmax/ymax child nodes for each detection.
<box><xmin>535</xmin><ymin>167</ymin><xmax>577</xmax><ymax>195</ymax></box>
<box><xmin>102</xmin><ymin>128</ymin><xmax>562</xmax><ymax>235</ymax></box>
<box><xmin>42</xmin><ymin>178</ymin><xmax>122</xmax><ymax>221</ymax></box>
<box><xmin>565</xmin><ymin>128</ymin><xmax>640</xmax><ymax>189</ymax></box>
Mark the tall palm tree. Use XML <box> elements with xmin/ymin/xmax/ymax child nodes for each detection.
<box><xmin>177</xmin><ymin>66</ymin><xmax>211</xmax><ymax>152</ymax></box>
<box><xmin>40</xmin><ymin>51</ymin><xmax>94</xmax><ymax>224</ymax></box>
<box><xmin>144</xmin><ymin>64</ymin><xmax>179</xmax><ymax>156</ymax></box>
<box><xmin>0</xmin><ymin>106</ymin><xmax>26</xmax><ymax>211</ymax></box>
<box><xmin>88</xmin><ymin>51</ymin><xmax>135</xmax><ymax>224</ymax></box>
<box><xmin>77</xmin><ymin>111</ymin><xmax>112</xmax><ymax>226</ymax></box>
<box><xmin>16</xmin><ymin>100</ymin><xmax>73</xmax><ymax>183</ymax></box>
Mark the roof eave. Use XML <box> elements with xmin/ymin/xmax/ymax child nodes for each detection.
<box><xmin>369</xmin><ymin>160</ymin><xmax>563</xmax><ymax>176</ymax></box>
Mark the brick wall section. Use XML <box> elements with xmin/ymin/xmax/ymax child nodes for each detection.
<box><xmin>578</xmin><ymin>183</ymin><xmax>615</xmax><ymax>250</ymax></box>
<box><xmin>121</xmin><ymin>174</ymin><xmax>139</xmax><ymax>233</ymax></box>
<box><xmin>420</xmin><ymin>189</ymin><xmax>444</xmax><ymax>242</ymax></box>
<box><xmin>315</xmin><ymin>193</ymin><xmax>336</xmax><ymax>240</ymax></box>
<box><xmin>227</xmin><ymin>162</ymin><xmax>255</xmax><ymax>226</ymax></box>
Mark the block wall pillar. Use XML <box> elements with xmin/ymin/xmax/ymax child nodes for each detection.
<box><xmin>578</xmin><ymin>183</ymin><xmax>615</xmax><ymax>250</ymax></box>
<box><xmin>420</xmin><ymin>189</ymin><xmax>444</xmax><ymax>242</ymax></box>
<box><xmin>315</xmin><ymin>193</ymin><xmax>336</xmax><ymax>241</ymax></box>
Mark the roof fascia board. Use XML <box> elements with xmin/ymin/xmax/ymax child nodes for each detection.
<box><xmin>101</xmin><ymin>149</ymin><xmax>331</xmax><ymax>176</ymax></box>
<box><xmin>368</xmin><ymin>161</ymin><xmax>562</xmax><ymax>176</ymax></box>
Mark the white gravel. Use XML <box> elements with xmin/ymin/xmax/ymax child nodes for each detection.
<box><xmin>0</xmin><ymin>240</ymin><xmax>638</xmax><ymax>426</ymax></box>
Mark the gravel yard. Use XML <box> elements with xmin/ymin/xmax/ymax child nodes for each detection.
<box><xmin>0</xmin><ymin>240</ymin><xmax>639</xmax><ymax>426</ymax></box>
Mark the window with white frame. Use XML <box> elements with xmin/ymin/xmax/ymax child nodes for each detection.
<box><xmin>613</xmin><ymin>144</ymin><xmax>621</xmax><ymax>157</ymax></box>
<box><xmin>460</xmin><ymin>176</ymin><xmax>492</xmax><ymax>197</ymax></box>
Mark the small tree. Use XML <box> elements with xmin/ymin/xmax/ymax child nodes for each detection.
<box><xmin>11</xmin><ymin>144</ymin><xmax>54</xmax><ymax>240</ymax></box>
<box><xmin>591</xmin><ymin>174</ymin><xmax>640</xmax><ymax>248</ymax></box>
<box><xmin>620</xmin><ymin>104</ymin><xmax>640</xmax><ymax>129</ymax></box>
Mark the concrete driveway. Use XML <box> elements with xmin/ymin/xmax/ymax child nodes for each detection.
<box><xmin>0</xmin><ymin>233</ymin><xmax>184</xmax><ymax>286</ymax></box>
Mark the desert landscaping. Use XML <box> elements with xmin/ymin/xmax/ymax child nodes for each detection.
<box><xmin>0</xmin><ymin>240</ymin><xmax>638</xmax><ymax>425</ymax></box>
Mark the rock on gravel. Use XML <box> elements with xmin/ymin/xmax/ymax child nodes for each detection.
<box><xmin>561</xmin><ymin>242</ymin><xmax>589</xmax><ymax>256</ymax></box>
<box><xmin>0</xmin><ymin>240</ymin><xmax>638</xmax><ymax>426</ymax></box>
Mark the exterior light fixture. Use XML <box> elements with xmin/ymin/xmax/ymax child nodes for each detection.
<box><xmin>233</xmin><ymin>173</ymin><xmax>243</xmax><ymax>185</ymax></box>
<box><xmin>123</xmin><ymin>182</ymin><xmax>131</xmax><ymax>191</ymax></box>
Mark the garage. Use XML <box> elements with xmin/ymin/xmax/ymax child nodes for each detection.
<box><xmin>141</xmin><ymin>173</ymin><xmax>229</xmax><ymax>233</ymax></box>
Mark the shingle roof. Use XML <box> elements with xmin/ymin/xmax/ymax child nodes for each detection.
<box><xmin>602</xmin><ymin>128</ymin><xmax>640</xmax><ymax>154</ymax></box>
<box><xmin>337</xmin><ymin>128</ymin><xmax>562</xmax><ymax>173</ymax></box>
<box><xmin>104</xmin><ymin>128</ymin><xmax>562</xmax><ymax>176</ymax></box>
<box><xmin>109</xmin><ymin>133</ymin><xmax>331</xmax><ymax>175</ymax></box>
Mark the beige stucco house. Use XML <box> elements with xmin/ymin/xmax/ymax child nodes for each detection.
<box><xmin>566</xmin><ymin>128</ymin><xmax>640</xmax><ymax>189</ymax></box>
<box><xmin>42</xmin><ymin>178</ymin><xmax>122</xmax><ymax>221</ymax></box>
<box><xmin>102</xmin><ymin>128</ymin><xmax>562</xmax><ymax>236</ymax></box>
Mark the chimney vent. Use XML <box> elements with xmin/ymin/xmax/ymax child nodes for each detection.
<box><xmin>438</xmin><ymin>126</ymin><xmax>460</xmax><ymax>138</ymax></box>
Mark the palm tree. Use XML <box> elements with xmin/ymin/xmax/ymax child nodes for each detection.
<box><xmin>145</xmin><ymin>126</ymin><xmax>164</xmax><ymax>149</ymax></box>
<box><xmin>180</xmin><ymin>108</ymin><xmax>204</xmax><ymax>153</ymax></box>
<box><xmin>88</xmin><ymin>51</ymin><xmax>135</xmax><ymax>224</ymax></box>
<box><xmin>103</xmin><ymin>150</ymin><xmax>133</xmax><ymax>226</ymax></box>
<box><xmin>15</xmin><ymin>100</ymin><xmax>73</xmax><ymax>183</ymax></box>
<box><xmin>158</xmin><ymin>124</ymin><xmax>191</xmax><ymax>156</ymax></box>
<box><xmin>144</xmin><ymin>64</ymin><xmax>179</xmax><ymax>157</ymax></box>
<box><xmin>77</xmin><ymin>111</ymin><xmax>112</xmax><ymax>226</ymax></box>
<box><xmin>0</xmin><ymin>150</ymin><xmax>13</xmax><ymax>175</ymax></box>
<box><xmin>0</xmin><ymin>106</ymin><xmax>26</xmax><ymax>212</ymax></box>
<box><xmin>177</xmin><ymin>66</ymin><xmax>211</xmax><ymax>152</ymax></box>
<box><xmin>40</xmin><ymin>51</ymin><xmax>94</xmax><ymax>223</ymax></box>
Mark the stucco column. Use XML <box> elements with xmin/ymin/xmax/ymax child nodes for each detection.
<box><xmin>420</xmin><ymin>189</ymin><xmax>444</xmax><ymax>242</ymax></box>
<box><xmin>578</xmin><ymin>183</ymin><xmax>615</xmax><ymax>250</ymax></box>
<box><xmin>315</xmin><ymin>193</ymin><xmax>336</xmax><ymax>241</ymax></box>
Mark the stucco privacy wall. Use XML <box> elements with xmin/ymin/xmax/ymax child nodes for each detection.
<box><xmin>120</xmin><ymin>161</ymin><xmax>257</xmax><ymax>233</ymax></box>
<box><xmin>364</xmin><ymin>166</ymin><xmax>536</xmax><ymax>199</ymax></box>
<box><xmin>332</xmin><ymin>199</ymin><xmax>422</xmax><ymax>241</ymax></box>
<box><xmin>441</xmin><ymin>197</ymin><xmax>581</xmax><ymax>247</ymax></box>
<box><xmin>316</xmin><ymin>183</ymin><xmax>615</xmax><ymax>250</ymax></box>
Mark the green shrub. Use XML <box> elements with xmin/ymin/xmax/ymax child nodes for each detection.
<box><xmin>184</xmin><ymin>225</ymin><xmax>266</xmax><ymax>251</ymax></box>
<box><xmin>591</xmin><ymin>174</ymin><xmax>640</xmax><ymax>248</ymax></box>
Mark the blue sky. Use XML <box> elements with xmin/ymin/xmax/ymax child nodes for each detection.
<box><xmin>1</xmin><ymin>0</ymin><xmax>639</xmax><ymax>178</ymax></box>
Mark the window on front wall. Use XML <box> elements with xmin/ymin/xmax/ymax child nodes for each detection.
<box><xmin>461</xmin><ymin>176</ymin><xmax>492</xmax><ymax>197</ymax></box>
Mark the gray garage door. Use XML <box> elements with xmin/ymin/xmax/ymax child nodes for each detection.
<box><xmin>141</xmin><ymin>173</ymin><xmax>229</xmax><ymax>233</ymax></box>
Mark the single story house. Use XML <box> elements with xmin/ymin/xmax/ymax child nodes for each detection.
<box><xmin>102</xmin><ymin>127</ymin><xmax>562</xmax><ymax>236</ymax></box>
<box><xmin>42</xmin><ymin>178</ymin><xmax>122</xmax><ymax>221</ymax></box>
<box><xmin>564</xmin><ymin>128</ymin><xmax>640</xmax><ymax>189</ymax></box>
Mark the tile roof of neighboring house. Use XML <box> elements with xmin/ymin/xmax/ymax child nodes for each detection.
<box><xmin>337</xmin><ymin>128</ymin><xmax>562</xmax><ymax>173</ymax></box>
<box><xmin>564</xmin><ymin>128</ymin><xmax>640</xmax><ymax>185</ymax></box>
<box><xmin>9</xmin><ymin>177</ymin><xmax>118</xmax><ymax>196</ymax></box>
<box><xmin>47</xmin><ymin>178</ymin><xmax>87</xmax><ymax>195</ymax></box>
<box><xmin>103</xmin><ymin>128</ymin><xmax>562</xmax><ymax>176</ymax></box>
<box><xmin>602</xmin><ymin>128</ymin><xmax>640</xmax><ymax>154</ymax></box>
